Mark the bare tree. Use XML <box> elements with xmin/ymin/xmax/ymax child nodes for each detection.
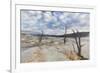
<box><xmin>38</xmin><ymin>11</ymin><xmax>45</xmax><ymax>44</ymax></box>
<box><xmin>72</xmin><ymin>29</ymin><xmax>88</xmax><ymax>60</ymax></box>
<box><xmin>72</xmin><ymin>29</ymin><xmax>82</xmax><ymax>56</ymax></box>
<box><xmin>38</xmin><ymin>30</ymin><xmax>44</xmax><ymax>44</ymax></box>
<box><xmin>64</xmin><ymin>25</ymin><xmax>67</xmax><ymax>44</ymax></box>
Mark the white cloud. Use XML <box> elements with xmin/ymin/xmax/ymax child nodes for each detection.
<box><xmin>21</xmin><ymin>10</ymin><xmax>89</xmax><ymax>35</ymax></box>
<box><xmin>43</xmin><ymin>12</ymin><xmax>52</xmax><ymax>22</ymax></box>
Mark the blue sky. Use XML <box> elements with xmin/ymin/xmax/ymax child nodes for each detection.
<box><xmin>21</xmin><ymin>10</ymin><xmax>89</xmax><ymax>35</ymax></box>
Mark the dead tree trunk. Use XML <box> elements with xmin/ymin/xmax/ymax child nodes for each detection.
<box><xmin>38</xmin><ymin>30</ymin><xmax>44</xmax><ymax>43</ymax></box>
<box><xmin>64</xmin><ymin>25</ymin><xmax>67</xmax><ymax>44</ymax></box>
<box><xmin>72</xmin><ymin>29</ymin><xmax>82</xmax><ymax>57</ymax></box>
<box><xmin>72</xmin><ymin>29</ymin><xmax>88</xmax><ymax>60</ymax></box>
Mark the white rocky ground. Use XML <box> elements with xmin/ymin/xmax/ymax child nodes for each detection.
<box><xmin>20</xmin><ymin>34</ymin><xmax>89</xmax><ymax>63</ymax></box>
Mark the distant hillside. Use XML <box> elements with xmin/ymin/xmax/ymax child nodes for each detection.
<box><xmin>21</xmin><ymin>31</ymin><xmax>89</xmax><ymax>38</ymax></box>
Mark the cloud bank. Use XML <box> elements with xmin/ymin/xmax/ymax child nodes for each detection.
<box><xmin>21</xmin><ymin>10</ymin><xmax>89</xmax><ymax>35</ymax></box>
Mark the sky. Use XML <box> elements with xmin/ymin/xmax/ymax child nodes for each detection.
<box><xmin>21</xmin><ymin>10</ymin><xmax>90</xmax><ymax>35</ymax></box>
